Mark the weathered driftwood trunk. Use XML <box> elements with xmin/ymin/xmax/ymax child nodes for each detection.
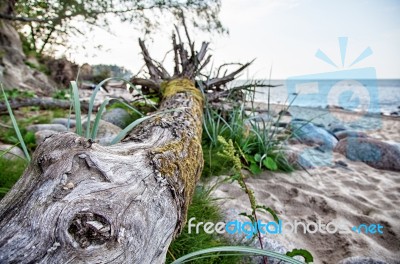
<box><xmin>0</xmin><ymin>30</ymin><xmax>251</xmax><ymax>262</ymax></box>
<box><xmin>0</xmin><ymin>98</ymin><xmax>92</xmax><ymax>112</ymax></box>
<box><xmin>0</xmin><ymin>78</ymin><xmax>203</xmax><ymax>263</ymax></box>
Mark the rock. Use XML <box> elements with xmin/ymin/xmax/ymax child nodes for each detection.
<box><xmin>52</xmin><ymin>118</ymin><xmax>76</xmax><ymax>128</ymax></box>
<box><xmin>291</xmin><ymin>118</ymin><xmax>308</xmax><ymax>122</ymax></box>
<box><xmin>26</xmin><ymin>124</ymin><xmax>67</xmax><ymax>133</ymax></box>
<box><xmin>247</xmin><ymin>113</ymin><xmax>274</xmax><ymax>123</ymax></box>
<box><xmin>303</xmin><ymin>147</ymin><xmax>335</xmax><ymax>167</ymax></box>
<box><xmin>276</xmin><ymin>122</ymin><xmax>289</xmax><ymax>128</ymax></box>
<box><xmin>82</xmin><ymin>120</ymin><xmax>122</xmax><ymax>146</ymax></box>
<box><xmin>35</xmin><ymin>130</ymin><xmax>59</xmax><ymax>144</ymax></box>
<box><xmin>284</xmin><ymin>142</ymin><xmax>337</xmax><ymax>168</ymax></box>
<box><xmin>0</xmin><ymin>18</ymin><xmax>55</xmax><ymax>95</ymax></box>
<box><xmin>101</xmin><ymin>108</ymin><xmax>133</xmax><ymax>129</ymax></box>
<box><xmin>326</xmin><ymin>105</ymin><xmax>344</xmax><ymax>110</ymax></box>
<box><xmin>390</xmin><ymin>111</ymin><xmax>399</xmax><ymax>116</ymax></box>
<box><xmin>338</xmin><ymin>256</ymin><xmax>388</xmax><ymax>264</ymax></box>
<box><xmin>247</xmin><ymin>237</ymin><xmax>291</xmax><ymax>264</ymax></box>
<box><xmin>335</xmin><ymin>160</ymin><xmax>348</xmax><ymax>167</ymax></box>
<box><xmin>290</xmin><ymin>120</ymin><xmax>338</xmax><ymax>151</ymax></box>
<box><xmin>45</xmin><ymin>57</ymin><xmax>78</xmax><ymax>87</ymax></box>
<box><xmin>385</xmin><ymin>141</ymin><xmax>400</xmax><ymax>149</ymax></box>
<box><xmin>278</xmin><ymin>110</ymin><xmax>291</xmax><ymax>116</ymax></box>
<box><xmin>334</xmin><ymin>138</ymin><xmax>400</xmax><ymax>171</ymax></box>
<box><xmin>327</xmin><ymin>123</ymin><xmax>348</xmax><ymax>133</ymax></box>
<box><xmin>335</xmin><ymin>130</ymin><xmax>369</xmax><ymax>140</ymax></box>
<box><xmin>0</xmin><ymin>144</ymin><xmax>26</xmax><ymax>160</ymax></box>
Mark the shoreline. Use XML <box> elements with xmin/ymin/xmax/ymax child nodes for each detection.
<box><xmin>251</xmin><ymin>101</ymin><xmax>400</xmax><ymax>118</ymax></box>
<box><xmin>210</xmin><ymin>102</ymin><xmax>400</xmax><ymax>263</ymax></box>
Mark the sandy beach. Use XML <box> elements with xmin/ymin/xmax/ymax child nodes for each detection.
<box><xmin>209</xmin><ymin>106</ymin><xmax>400</xmax><ymax>263</ymax></box>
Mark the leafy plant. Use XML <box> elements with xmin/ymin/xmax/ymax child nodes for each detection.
<box><xmin>0</xmin><ymin>88</ymin><xmax>36</xmax><ymax>101</ymax></box>
<box><xmin>25</xmin><ymin>61</ymin><xmax>50</xmax><ymax>75</ymax></box>
<box><xmin>166</xmin><ymin>186</ymin><xmax>240</xmax><ymax>264</ymax></box>
<box><xmin>202</xmin><ymin>105</ymin><xmax>293</xmax><ymax>174</ymax></box>
<box><xmin>217</xmin><ymin>136</ymin><xmax>279</xmax><ymax>264</ymax></box>
<box><xmin>170</xmin><ymin>246</ymin><xmax>306</xmax><ymax>264</ymax></box>
<box><xmin>52</xmin><ymin>89</ymin><xmax>70</xmax><ymax>100</ymax></box>
<box><xmin>199</xmin><ymin>78</ymin><xmax>294</xmax><ymax>175</ymax></box>
<box><xmin>174</xmin><ymin>136</ymin><xmax>314</xmax><ymax>264</ymax></box>
<box><xmin>286</xmin><ymin>248</ymin><xmax>314</xmax><ymax>263</ymax></box>
<box><xmin>69</xmin><ymin>77</ymin><xmax>178</xmax><ymax>145</ymax></box>
<box><xmin>1</xmin><ymin>84</ymin><xmax>31</xmax><ymax>161</ymax></box>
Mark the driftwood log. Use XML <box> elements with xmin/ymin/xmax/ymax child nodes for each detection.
<box><xmin>0</xmin><ymin>32</ymin><xmax>252</xmax><ymax>263</ymax></box>
<box><xmin>0</xmin><ymin>97</ymin><xmax>92</xmax><ymax>113</ymax></box>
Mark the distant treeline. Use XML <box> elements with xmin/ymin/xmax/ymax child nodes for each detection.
<box><xmin>91</xmin><ymin>64</ymin><xmax>132</xmax><ymax>79</ymax></box>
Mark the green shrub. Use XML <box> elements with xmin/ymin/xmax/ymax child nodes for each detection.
<box><xmin>202</xmin><ymin>144</ymin><xmax>233</xmax><ymax>178</ymax></box>
<box><xmin>166</xmin><ymin>186</ymin><xmax>240</xmax><ymax>264</ymax></box>
<box><xmin>202</xmin><ymin>104</ymin><xmax>293</xmax><ymax>175</ymax></box>
<box><xmin>0</xmin><ymin>88</ymin><xmax>36</xmax><ymax>101</ymax></box>
<box><xmin>52</xmin><ymin>89</ymin><xmax>70</xmax><ymax>100</ymax></box>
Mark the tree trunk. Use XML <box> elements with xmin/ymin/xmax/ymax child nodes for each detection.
<box><xmin>0</xmin><ymin>32</ymin><xmax>251</xmax><ymax>262</ymax></box>
<box><xmin>0</xmin><ymin>97</ymin><xmax>92</xmax><ymax>112</ymax></box>
<box><xmin>0</xmin><ymin>78</ymin><xmax>203</xmax><ymax>263</ymax></box>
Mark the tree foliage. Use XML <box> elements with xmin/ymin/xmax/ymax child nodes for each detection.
<box><xmin>0</xmin><ymin>0</ymin><xmax>225</xmax><ymax>56</ymax></box>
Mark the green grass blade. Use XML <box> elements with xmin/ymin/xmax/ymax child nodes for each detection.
<box><xmin>85</xmin><ymin>77</ymin><xmax>112</xmax><ymax>138</ymax></box>
<box><xmin>66</xmin><ymin>84</ymin><xmax>74</xmax><ymax>130</ymax></box>
<box><xmin>170</xmin><ymin>246</ymin><xmax>304</xmax><ymax>264</ymax></box>
<box><xmin>91</xmin><ymin>98</ymin><xmax>110</xmax><ymax>139</ymax></box>
<box><xmin>91</xmin><ymin>98</ymin><xmax>145</xmax><ymax>139</ymax></box>
<box><xmin>0</xmin><ymin>187</ymin><xmax>11</xmax><ymax>194</ymax></box>
<box><xmin>86</xmin><ymin>77</ymin><xmax>152</xmax><ymax>138</ymax></box>
<box><xmin>1</xmin><ymin>84</ymin><xmax>30</xmax><ymax>161</ymax></box>
<box><xmin>111</xmin><ymin>108</ymin><xmax>185</xmax><ymax>145</ymax></box>
<box><xmin>70</xmin><ymin>81</ymin><xmax>82</xmax><ymax>136</ymax></box>
<box><xmin>0</xmin><ymin>143</ymin><xmax>19</xmax><ymax>158</ymax></box>
<box><xmin>112</xmin><ymin>100</ymin><xmax>145</xmax><ymax>117</ymax></box>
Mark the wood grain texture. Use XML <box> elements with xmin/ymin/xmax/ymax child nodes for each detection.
<box><xmin>0</xmin><ymin>78</ymin><xmax>203</xmax><ymax>263</ymax></box>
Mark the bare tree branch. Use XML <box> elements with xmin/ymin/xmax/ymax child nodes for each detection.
<box><xmin>130</xmin><ymin>78</ymin><xmax>160</xmax><ymax>91</ymax></box>
<box><xmin>205</xmin><ymin>59</ymin><xmax>255</xmax><ymax>88</ymax></box>
<box><xmin>172</xmin><ymin>34</ymin><xmax>180</xmax><ymax>76</ymax></box>
<box><xmin>0</xmin><ymin>13</ymin><xmax>51</xmax><ymax>23</ymax></box>
<box><xmin>0</xmin><ymin>98</ymin><xmax>91</xmax><ymax>112</ymax></box>
<box><xmin>138</xmin><ymin>39</ymin><xmax>164</xmax><ymax>82</ymax></box>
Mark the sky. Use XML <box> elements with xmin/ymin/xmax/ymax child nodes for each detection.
<box><xmin>66</xmin><ymin>0</ymin><xmax>400</xmax><ymax>80</ymax></box>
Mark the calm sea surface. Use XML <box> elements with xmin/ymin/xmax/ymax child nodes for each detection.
<box><xmin>251</xmin><ymin>79</ymin><xmax>400</xmax><ymax>114</ymax></box>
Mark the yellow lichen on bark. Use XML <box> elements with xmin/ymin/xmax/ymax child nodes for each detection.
<box><xmin>151</xmin><ymin>78</ymin><xmax>204</xmax><ymax>234</ymax></box>
<box><xmin>161</xmin><ymin>78</ymin><xmax>203</xmax><ymax>105</ymax></box>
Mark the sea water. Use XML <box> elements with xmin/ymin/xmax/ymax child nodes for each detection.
<box><xmin>252</xmin><ymin>79</ymin><xmax>400</xmax><ymax>115</ymax></box>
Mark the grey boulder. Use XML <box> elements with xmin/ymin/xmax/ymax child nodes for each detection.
<box><xmin>82</xmin><ymin>120</ymin><xmax>122</xmax><ymax>146</ymax></box>
<box><xmin>0</xmin><ymin>144</ymin><xmax>26</xmax><ymax>160</ymax></box>
<box><xmin>334</xmin><ymin>137</ymin><xmax>400</xmax><ymax>171</ymax></box>
<box><xmin>335</xmin><ymin>130</ymin><xmax>369</xmax><ymax>140</ymax></box>
<box><xmin>52</xmin><ymin>118</ymin><xmax>76</xmax><ymax>128</ymax></box>
<box><xmin>290</xmin><ymin>120</ymin><xmax>338</xmax><ymax>151</ymax></box>
<box><xmin>26</xmin><ymin>124</ymin><xmax>67</xmax><ymax>133</ymax></box>
<box><xmin>101</xmin><ymin>108</ymin><xmax>133</xmax><ymax>129</ymax></box>
<box><xmin>35</xmin><ymin>130</ymin><xmax>59</xmax><ymax>144</ymax></box>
